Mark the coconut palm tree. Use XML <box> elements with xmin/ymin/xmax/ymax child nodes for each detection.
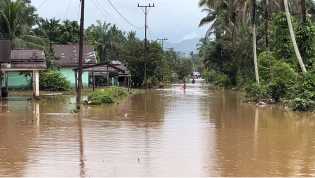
<box><xmin>199</xmin><ymin>0</ymin><xmax>260</xmax><ymax>84</ymax></box>
<box><xmin>301</xmin><ymin>0</ymin><xmax>307</xmax><ymax>22</ymax></box>
<box><xmin>0</xmin><ymin>0</ymin><xmax>45</xmax><ymax>49</ymax></box>
<box><xmin>251</xmin><ymin>0</ymin><xmax>259</xmax><ymax>84</ymax></box>
<box><xmin>284</xmin><ymin>0</ymin><xmax>307</xmax><ymax>73</ymax></box>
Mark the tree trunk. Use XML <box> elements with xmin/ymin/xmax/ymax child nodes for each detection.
<box><xmin>265</xmin><ymin>0</ymin><xmax>270</xmax><ymax>49</ymax></box>
<box><xmin>252</xmin><ymin>0</ymin><xmax>260</xmax><ymax>85</ymax></box>
<box><xmin>284</xmin><ymin>0</ymin><xmax>307</xmax><ymax>73</ymax></box>
<box><xmin>301</xmin><ymin>0</ymin><xmax>306</xmax><ymax>23</ymax></box>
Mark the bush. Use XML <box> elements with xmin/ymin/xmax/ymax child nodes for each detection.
<box><xmin>258</xmin><ymin>51</ymin><xmax>277</xmax><ymax>82</ymax></box>
<box><xmin>256</xmin><ymin>52</ymin><xmax>298</xmax><ymax>101</ymax></box>
<box><xmin>289</xmin><ymin>73</ymin><xmax>315</xmax><ymax>111</ymax></box>
<box><xmin>291</xmin><ymin>95</ymin><xmax>315</xmax><ymax>112</ymax></box>
<box><xmin>87</xmin><ymin>87</ymin><xmax>128</xmax><ymax>105</ymax></box>
<box><xmin>245</xmin><ymin>83</ymin><xmax>270</xmax><ymax>102</ymax></box>
<box><xmin>206</xmin><ymin>69</ymin><xmax>231</xmax><ymax>87</ymax></box>
<box><xmin>40</xmin><ymin>70</ymin><xmax>71</xmax><ymax>91</ymax></box>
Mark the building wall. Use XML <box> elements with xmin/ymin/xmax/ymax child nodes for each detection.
<box><xmin>59</xmin><ymin>68</ymin><xmax>89</xmax><ymax>88</ymax></box>
<box><xmin>8</xmin><ymin>72</ymin><xmax>32</xmax><ymax>89</ymax></box>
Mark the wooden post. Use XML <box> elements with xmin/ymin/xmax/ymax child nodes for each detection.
<box><xmin>75</xmin><ymin>70</ymin><xmax>78</xmax><ymax>90</ymax></box>
<box><xmin>0</xmin><ymin>72</ymin><xmax>3</xmax><ymax>99</ymax></box>
<box><xmin>5</xmin><ymin>72</ymin><xmax>8</xmax><ymax>91</ymax></box>
<box><xmin>77</xmin><ymin>0</ymin><xmax>85</xmax><ymax>110</ymax></box>
<box><xmin>33</xmin><ymin>70</ymin><xmax>40</xmax><ymax>97</ymax></box>
<box><xmin>92</xmin><ymin>72</ymin><xmax>95</xmax><ymax>91</ymax></box>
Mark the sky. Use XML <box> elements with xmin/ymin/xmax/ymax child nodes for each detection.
<box><xmin>30</xmin><ymin>0</ymin><xmax>208</xmax><ymax>43</ymax></box>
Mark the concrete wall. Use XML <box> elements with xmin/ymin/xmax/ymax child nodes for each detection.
<box><xmin>59</xmin><ymin>68</ymin><xmax>89</xmax><ymax>88</ymax></box>
<box><xmin>7</xmin><ymin>69</ymin><xmax>90</xmax><ymax>89</ymax></box>
<box><xmin>8</xmin><ymin>72</ymin><xmax>32</xmax><ymax>89</ymax></box>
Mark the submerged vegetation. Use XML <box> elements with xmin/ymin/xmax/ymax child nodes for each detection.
<box><xmin>198</xmin><ymin>0</ymin><xmax>315</xmax><ymax>111</ymax></box>
<box><xmin>86</xmin><ymin>87</ymin><xmax>129</xmax><ymax>105</ymax></box>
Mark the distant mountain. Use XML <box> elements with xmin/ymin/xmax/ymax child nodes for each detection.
<box><xmin>164</xmin><ymin>38</ymin><xmax>200</xmax><ymax>55</ymax></box>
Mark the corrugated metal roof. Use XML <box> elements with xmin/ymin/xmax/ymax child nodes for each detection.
<box><xmin>9</xmin><ymin>49</ymin><xmax>47</xmax><ymax>69</ymax></box>
<box><xmin>53</xmin><ymin>44</ymin><xmax>97</xmax><ymax>67</ymax></box>
<box><xmin>11</xmin><ymin>49</ymin><xmax>45</xmax><ymax>60</ymax></box>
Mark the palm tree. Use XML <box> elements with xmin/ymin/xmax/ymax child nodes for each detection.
<box><xmin>59</xmin><ymin>20</ymin><xmax>80</xmax><ymax>44</ymax></box>
<box><xmin>34</xmin><ymin>18</ymin><xmax>61</xmax><ymax>47</ymax></box>
<box><xmin>301</xmin><ymin>0</ymin><xmax>307</xmax><ymax>23</ymax></box>
<box><xmin>0</xmin><ymin>0</ymin><xmax>44</xmax><ymax>49</ymax></box>
<box><xmin>252</xmin><ymin>0</ymin><xmax>259</xmax><ymax>84</ymax></box>
<box><xmin>284</xmin><ymin>0</ymin><xmax>307</xmax><ymax>73</ymax></box>
<box><xmin>199</xmin><ymin>0</ymin><xmax>260</xmax><ymax>84</ymax></box>
<box><xmin>86</xmin><ymin>21</ymin><xmax>111</xmax><ymax>62</ymax></box>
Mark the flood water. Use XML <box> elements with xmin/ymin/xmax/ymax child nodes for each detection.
<box><xmin>1</xmin><ymin>84</ymin><xmax>315</xmax><ymax>177</ymax></box>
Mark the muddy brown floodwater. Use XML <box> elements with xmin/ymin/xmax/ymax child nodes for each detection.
<box><xmin>1</xmin><ymin>84</ymin><xmax>315</xmax><ymax>177</ymax></box>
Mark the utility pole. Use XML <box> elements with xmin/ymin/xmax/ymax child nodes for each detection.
<box><xmin>138</xmin><ymin>3</ymin><xmax>155</xmax><ymax>88</ymax></box>
<box><xmin>77</xmin><ymin>0</ymin><xmax>85</xmax><ymax>110</ymax></box>
<box><xmin>157</xmin><ymin>38</ymin><xmax>168</xmax><ymax>49</ymax></box>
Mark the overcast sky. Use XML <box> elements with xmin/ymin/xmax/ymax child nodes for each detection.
<box><xmin>31</xmin><ymin>0</ymin><xmax>207</xmax><ymax>42</ymax></box>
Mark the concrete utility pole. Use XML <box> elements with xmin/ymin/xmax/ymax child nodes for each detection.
<box><xmin>138</xmin><ymin>3</ymin><xmax>155</xmax><ymax>88</ymax></box>
<box><xmin>77</xmin><ymin>0</ymin><xmax>85</xmax><ymax>110</ymax></box>
<box><xmin>157</xmin><ymin>38</ymin><xmax>168</xmax><ymax>49</ymax></box>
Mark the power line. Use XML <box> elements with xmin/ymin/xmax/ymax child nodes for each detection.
<box><xmin>91</xmin><ymin>0</ymin><xmax>111</xmax><ymax>19</ymax></box>
<box><xmin>93</xmin><ymin>0</ymin><xmax>111</xmax><ymax>16</ymax></box>
<box><xmin>106</xmin><ymin>0</ymin><xmax>142</xmax><ymax>29</ymax></box>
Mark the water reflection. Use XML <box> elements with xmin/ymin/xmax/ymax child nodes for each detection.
<box><xmin>1</xmin><ymin>87</ymin><xmax>315</xmax><ymax>176</ymax></box>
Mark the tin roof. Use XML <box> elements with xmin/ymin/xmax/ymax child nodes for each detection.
<box><xmin>11</xmin><ymin>49</ymin><xmax>45</xmax><ymax>60</ymax></box>
<box><xmin>8</xmin><ymin>49</ymin><xmax>47</xmax><ymax>70</ymax></box>
<box><xmin>53</xmin><ymin>44</ymin><xmax>97</xmax><ymax>67</ymax></box>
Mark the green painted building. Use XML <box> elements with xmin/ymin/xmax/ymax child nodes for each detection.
<box><xmin>59</xmin><ymin>68</ymin><xmax>89</xmax><ymax>88</ymax></box>
<box><xmin>53</xmin><ymin>44</ymin><xmax>97</xmax><ymax>88</ymax></box>
<box><xmin>7</xmin><ymin>72</ymin><xmax>32</xmax><ymax>89</ymax></box>
<box><xmin>6</xmin><ymin>44</ymin><xmax>97</xmax><ymax>89</ymax></box>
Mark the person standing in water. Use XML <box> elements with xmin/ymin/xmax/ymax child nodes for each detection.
<box><xmin>183</xmin><ymin>79</ymin><xmax>187</xmax><ymax>90</ymax></box>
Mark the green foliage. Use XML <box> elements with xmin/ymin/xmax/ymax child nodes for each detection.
<box><xmin>87</xmin><ymin>87</ymin><xmax>128</xmax><ymax>105</ymax></box>
<box><xmin>289</xmin><ymin>73</ymin><xmax>315</xmax><ymax>111</ymax></box>
<box><xmin>258</xmin><ymin>51</ymin><xmax>277</xmax><ymax>82</ymax></box>
<box><xmin>39</xmin><ymin>70</ymin><xmax>70</xmax><ymax>91</ymax></box>
<box><xmin>271</xmin><ymin>13</ymin><xmax>297</xmax><ymax>60</ymax></box>
<box><xmin>33</xmin><ymin>19</ymin><xmax>80</xmax><ymax>45</ymax></box>
<box><xmin>291</xmin><ymin>95</ymin><xmax>315</xmax><ymax>111</ymax></box>
<box><xmin>245</xmin><ymin>83</ymin><xmax>270</xmax><ymax>102</ymax></box>
<box><xmin>296</xmin><ymin>19</ymin><xmax>315</xmax><ymax>67</ymax></box>
<box><xmin>205</xmin><ymin>69</ymin><xmax>231</xmax><ymax>87</ymax></box>
<box><xmin>247</xmin><ymin>51</ymin><xmax>299</xmax><ymax>102</ymax></box>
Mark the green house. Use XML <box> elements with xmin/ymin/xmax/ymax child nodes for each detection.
<box><xmin>53</xmin><ymin>44</ymin><xmax>97</xmax><ymax>88</ymax></box>
<box><xmin>6</xmin><ymin>44</ymin><xmax>96</xmax><ymax>89</ymax></box>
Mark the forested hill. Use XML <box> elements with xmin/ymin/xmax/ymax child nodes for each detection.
<box><xmin>165</xmin><ymin>38</ymin><xmax>199</xmax><ymax>54</ymax></box>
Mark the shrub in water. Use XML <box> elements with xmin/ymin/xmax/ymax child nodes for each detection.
<box><xmin>206</xmin><ymin>69</ymin><xmax>231</xmax><ymax>87</ymax></box>
<box><xmin>290</xmin><ymin>73</ymin><xmax>315</xmax><ymax>111</ymax></box>
<box><xmin>87</xmin><ymin>87</ymin><xmax>128</xmax><ymax>105</ymax></box>
<box><xmin>245</xmin><ymin>83</ymin><xmax>270</xmax><ymax>102</ymax></box>
<box><xmin>40</xmin><ymin>70</ymin><xmax>71</xmax><ymax>91</ymax></box>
